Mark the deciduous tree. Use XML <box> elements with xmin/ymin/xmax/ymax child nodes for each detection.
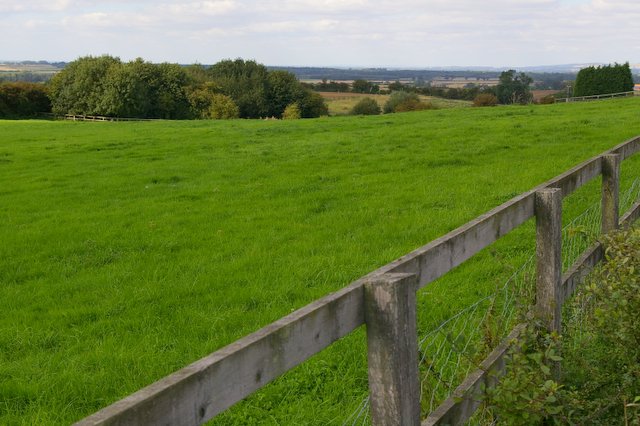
<box><xmin>495</xmin><ymin>70</ymin><xmax>533</xmax><ymax>105</ymax></box>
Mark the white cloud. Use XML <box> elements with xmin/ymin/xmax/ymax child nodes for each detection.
<box><xmin>160</xmin><ymin>1</ymin><xmax>238</xmax><ymax>17</ymax></box>
<box><xmin>1</xmin><ymin>0</ymin><xmax>639</xmax><ymax>66</ymax></box>
<box><xmin>0</xmin><ymin>0</ymin><xmax>73</xmax><ymax>12</ymax></box>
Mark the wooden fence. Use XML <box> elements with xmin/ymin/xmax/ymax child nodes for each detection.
<box><xmin>76</xmin><ymin>136</ymin><xmax>640</xmax><ymax>426</ymax></box>
<box><xmin>555</xmin><ymin>90</ymin><xmax>635</xmax><ymax>103</ymax></box>
<box><xmin>64</xmin><ymin>114</ymin><xmax>160</xmax><ymax>122</ymax></box>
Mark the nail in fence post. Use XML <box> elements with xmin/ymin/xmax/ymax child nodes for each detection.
<box><xmin>601</xmin><ymin>154</ymin><xmax>620</xmax><ymax>234</ymax></box>
<box><xmin>364</xmin><ymin>273</ymin><xmax>420</xmax><ymax>426</ymax></box>
<box><xmin>535</xmin><ymin>188</ymin><xmax>563</xmax><ymax>335</ymax></box>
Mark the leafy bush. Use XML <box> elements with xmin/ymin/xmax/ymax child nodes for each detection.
<box><xmin>209</xmin><ymin>94</ymin><xmax>240</xmax><ymax>119</ymax></box>
<box><xmin>383</xmin><ymin>91</ymin><xmax>433</xmax><ymax>113</ymax></box>
<box><xmin>472</xmin><ymin>93</ymin><xmax>498</xmax><ymax>107</ymax></box>
<box><xmin>394</xmin><ymin>98</ymin><xmax>433</xmax><ymax>112</ymax></box>
<box><xmin>296</xmin><ymin>89</ymin><xmax>328</xmax><ymax>118</ymax></box>
<box><xmin>538</xmin><ymin>95</ymin><xmax>556</xmax><ymax>105</ymax></box>
<box><xmin>350</xmin><ymin>97</ymin><xmax>380</xmax><ymax>115</ymax></box>
<box><xmin>484</xmin><ymin>319</ymin><xmax>573</xmax><ymax>424</ymax></box>
<box><xmin>0</xmin><ymin>82</ymin><xmax>51</xmax><ymax>118</ymax></box>
<box><xmin>282</xmin><ymin>103</ymin><xmax>301</xmax><ymax>120</ymax></box>
<box><xmin>562</xmin><ymin>227</ymin><xmax>640</xmax><ymax>424</ymax></box>
<box><xmin>486</xmin><ymin>227</ymin><xmax>640</xmax><ymax>425</ymax></box>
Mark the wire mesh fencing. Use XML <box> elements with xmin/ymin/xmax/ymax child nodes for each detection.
<box><xmin>563</xmin><ymin>177</ymin><xmax>640</xmax><ymax>348</ymax></box>
<box><xmin>342</xmin><ymin>178</ymin><xmax>640</xmax><ymax>425</ymax></box>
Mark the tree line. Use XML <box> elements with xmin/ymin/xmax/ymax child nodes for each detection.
<box><xmin>0</xmin><ymin>82</ymin><xmax>51</xmax><ymax>118</ymax></box>
<box><xmin>48</xmin><ymin>56</ymin><xmax>327</xmax><ymax>119</ymax></box>
<box><xmin>1</xmin><ymin>60</ymin><xmax>636</xmax><ymax>119</ymax></box>
<box><xmin>0</xmin><ymin>56</ymin><xmax>328</xmax><ymax>119</ymax></box>
<box><xmin>573</xmin><ymin>62</ymin><xmax>634</xmax><ymax>97</ymax></box>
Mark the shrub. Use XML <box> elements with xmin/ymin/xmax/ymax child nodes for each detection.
<box><xmin>473</xmin><ymin>93</ymin><xmax>498</xmax><ymax>107</ymax></box>
<box><xmin>393</xmin><ymin>98</ymin><xmax>433</xmax><ymax>112</ymax></box>
<box><xmin>296</xmin><ymin>89</ymin><xmax>328</xmax><ymax>118</ymax></box>
<box><xmin>538</xmin><ymin>95</ymin><xmax>555</xmax><ymax>105</ymax></box>
<box><xmin>209</xmin><ymin>94</ymin><xmax>239</xmax><ymax>119</ymax></box>
<box><xmin>487</xmin><ymin>227</ymin><xmax>640</xmax><ymax>425</ymax></box>
<box><xmin>282</xmin><ymin>103</ymin><xmax>301</xmax><ymax>120</ymax></box>
<box><xmin>383</xmin><ymin>91</ymin><xmax>433</xmax><ymax>114</ymax></box>
<box><xmin>350</xmin><ymin>97</ymin><xmax>381</xmax><ymax>115</ymax></box>
<box><xmin>484</xmin><ymin>320</ymin><xmax>571</xmax><ymax>424</ymax></box>
<box><xmin>0</xmin><ymin>82</ymin><xmax>51</xmax><ymax>118</ymax></box>
<box><xmin>561</xmin><ymin>228</ymin><xmax>640</xmax><ymax>423</ymax></box>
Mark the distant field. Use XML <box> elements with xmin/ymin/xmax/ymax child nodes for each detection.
<box><xmin>319</xmin><ymin>91</ymin><xmax>471</xmax><ymax>115</ymax></box>
<box><xmin>0</xmin><ymin>63</ymin><xmax>61</xmax><ymax>74</ymax></box>
<box><xmin>1</xmin><ymin>98</ymin><xmax>640</xmax><ymax>424</ymax></box>
<box><xmin>0</xmin><ymin>63</ymin><xmax>61</xmax><ymax>82</ymax></box>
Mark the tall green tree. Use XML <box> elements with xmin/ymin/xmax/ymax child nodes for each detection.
<box><xmin>296</xmin><ymin>89</ymin><xmax>328</xmax><ymax>118</ymax></box>
<box><xmin>209</xmin><ymin>59</ymin><xmax>270</xmax><ymax>118</ymax></box>
<box><xmin>98</xmin><ymin>59</ymin><xmax>190</xmax><ymax>119</ymax></box>
<box><xmin>99</xmin><ymin>58</ymin><xmax>153</xmax><ymax>117</ymax></box>
<box><xmin>48</xmin><ymin>55</ymin><xmax>121</xmax><ymax>115</ymax></box>
<box><xmin>573</xmin><ymin>63</ymin><xmax>634</xmax><ymax>97</ymax></box>
<box><xmin>352</xmin><ymin>79</ymin><xmax>379</xmax><ymax>94</ymax></box>
<box><xmin>267</xmin><ymin>70</ymin><xmax>302</xmax><ymax>118</ymax></box>
<box><xmin>0</xmin><ymin>82</ymin><xmax>51</xmax><ymax>118</ymax></box>
<box><xmin>495</xmin><ymin>70</ymin><xmax>533</xmax><ymax>104</ymax></box>
<box><xmin>148</xmin><ymin>62</ymin><xmax>191</xmax><ymax>119</ymax></box>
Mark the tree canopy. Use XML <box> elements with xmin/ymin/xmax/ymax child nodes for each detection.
<box><xmin>351</xmin><ymin>79</ymin><xmax>380</xmax><ymax>94</ymax></box>
<box><xmin>495</xmin><ymin>70</ymin><xmax>533</xmax><ymax>105</ymax></box>
<box><xmin>573</xmin><ymin>63</ymin><xmax>633</xmax><ymax>97</ymax></box>
<box><xmin>47</xmin><ymin>56</ymin><xmax>328</xmax><ymax>120</ymax></box>
<box><xmin>0</xmin><ymin>82</ymin><xmax>51</xmax><ymax>118</ymax></box>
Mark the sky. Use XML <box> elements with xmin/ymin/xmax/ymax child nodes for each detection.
<box><xmin>1</xmin><ymin>0</ymin><xmax>639</xmax><ymax>68</ymax></box>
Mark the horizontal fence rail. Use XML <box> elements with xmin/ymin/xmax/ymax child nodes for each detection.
<box><xmin>555</xmin><ymin>90</ymin><xmax>635</xmax><ymax>103</ymax></box>
<box><xmin>76</xmin><ymin>135</ymin><xmax>640</xmax><ymax>426</ymax></box>
<box><xmin>64</xmin><ymin>114</ymin><xmax>160</xmax><ymax>122</ymax></box>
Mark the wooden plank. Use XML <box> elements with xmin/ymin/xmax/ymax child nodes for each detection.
<box><xmin>610</xmin><ymin>135</ymin><xmax>640</xmax><ymax>161</ymax></box>
<box><xmin>383</xmin><ymin>137</ymin><xmax>638</xmax><ymax>290</ymax></box>
<box><xmin>561</xmin><ymin>243</ymin><xmax>603</xmax><ymax>303</ymax></box>
<box><xmin>541</xmin><ymin>156</ymin><xmax>601</xmax><ymax>198</ymax></box>
<box><xmin>386</xmin><ymin>192</ymin><xmax>535</xmax><ymax>289</ymax></box>
<box><xmin>620</xmin><ymin>200</ymin><xmax>640</xmax><ymax>228</ymax></box>
<box><xmin>74</xmin><ymin>282</ymin><xmax>365</xmax><ymax>426</ymax></box>
<box><xmin>422</xmin><ymin>324</ymin><xmax>526</xmax><ymax>426</ymax></box>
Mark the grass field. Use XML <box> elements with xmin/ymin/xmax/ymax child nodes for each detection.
<box><xmin>319</xmin><ymin>91</ymin><xmax>471</xmax><ymax>115</ymax></box>
<box><xmin>0</xmin><ymin>63</ymin><xmax>61</xmax><ymax>81</ymax></box>
<box><xmin>2</xmin><ymin>98</ymin><xmax>640</xmax><ymax>425</ymax></box>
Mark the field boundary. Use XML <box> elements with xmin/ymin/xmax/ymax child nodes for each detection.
<box><xmin>75</xmin><ymin>135</ymin><xmax>640</xmax><ymax>426</ymax></box>
<box><xmin>63</xmin><ymin>114</ymin><xmax>161</xmax><ymax>122</ymax></box>
<box><xmin>556</xmin><ymin>90</ymin><xmax>635</xmax><ymax>103</ymax></box>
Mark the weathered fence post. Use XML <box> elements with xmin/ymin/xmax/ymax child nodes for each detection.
<box><xmin>535</xmin><ymin>188</ymin><xmax>563</xmax><ymax>335</ymax></box>
<box><xmin>364</xmin><ymin>273</ymin><xmax>420</xmax><ymax>426</ymax></box>
<box><xmin>601</xmin><ymin>154</ymin><xmax>620</xmax><ymax>233</ymax></box>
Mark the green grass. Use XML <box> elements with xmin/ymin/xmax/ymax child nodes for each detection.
<box><xmin>1</xmin><ymin>98</ymin><xmax>640</xmax><ymax>425</ymax></box>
